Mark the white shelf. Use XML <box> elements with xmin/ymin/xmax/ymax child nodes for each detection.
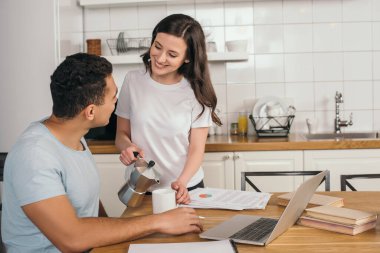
<box><xmin>80</xmin><ymin>0</ymin><xmax>222</xmax><ymax>8</ymax></box>
<box><xmin>79</xmin><ymin>0</ymin><xmax>192</xmax><ymax>8</ymax></box>
<box><xmin>208</xmin><ymin>52</ymin><xmax>249</xmax><ymax>62</ymax></box>
<box><xmin>103</xmin><ymin>52</ymin><xmax>248</xmax><ymax>65</ymax></box>
<box><xmin>104</xmin><ymin>55</ymin><xmax>142</xmax><ymax>64</ymax></box>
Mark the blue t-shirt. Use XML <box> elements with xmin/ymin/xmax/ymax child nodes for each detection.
<box><xmin>1</xmin><ymin>120</ymin><xmax>100</xmax><ymax>252</ymax></box>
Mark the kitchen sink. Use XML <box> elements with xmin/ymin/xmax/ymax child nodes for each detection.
<box><xmin>305</xmin><ymin>132</ymin><xmax>378</xmax><ymax>140</ymax></box>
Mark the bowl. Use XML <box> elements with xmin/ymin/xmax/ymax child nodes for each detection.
<box><xmin>225</xmin><ymin>40</ymin><xmax>247</xmax><ymax>52</ymax></box>
<box><xmin>206</xmin><ymin>41</ymin><xmax>217</xmax><ymax>52</ymax></box>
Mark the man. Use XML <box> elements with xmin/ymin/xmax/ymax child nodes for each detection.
<box><xmin>1</xmin><ymin>53</ymin><xmax>202</xmax><ymax>252</ymax></box>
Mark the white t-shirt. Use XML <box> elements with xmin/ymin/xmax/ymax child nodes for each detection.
<box><xmin>116</xmin><ymin>69</ymin><xmax>212</xmax><ymax>189</ymax></box>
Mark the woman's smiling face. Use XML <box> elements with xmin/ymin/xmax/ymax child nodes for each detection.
<box><xmin>149</xmin><ymin>32</ymin><xmax>188</xmax><ymax>84</ymax></box>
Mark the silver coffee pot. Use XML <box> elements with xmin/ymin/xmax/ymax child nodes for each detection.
<box><xmin>118</xmin><ymin>152</ymin><xmax>160</xmax><ymax>207</ymax></box>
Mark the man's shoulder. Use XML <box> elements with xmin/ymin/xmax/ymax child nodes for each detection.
<box><xmin>15</xmin><ymin>121</ymin><xmax>51</xmax><ymax>146</ymax></box>
<box><xmin>9</xmin><ymin>122</ymin><xmax>59</xmax><ymax>164</ymax></box>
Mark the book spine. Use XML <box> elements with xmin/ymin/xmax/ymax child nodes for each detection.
<box><xmin>306</xmin><ymin>212</ymin><xmax>356</xmax><ymax>225</ymax></box>
<box><xmin>298</xmin><ymin>218</ymin><xmax>377</xmax><ymax>236</ymax></box>
<box><xmin>298</xmin><ymin>218</ymin><xmax>353</xmax><ymax>235</ymax></box>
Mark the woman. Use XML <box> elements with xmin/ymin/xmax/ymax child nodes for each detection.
<box><xmin>115</xmin><ymin>14</ymin><xmax>221</xmax><ymax>204</ymax></box>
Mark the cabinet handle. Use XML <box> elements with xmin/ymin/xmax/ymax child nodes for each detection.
<box><xmin>233</xmin><ymin>154</ymin><xmax>240</xmax><ymax>160</ymax></box>
<box><xmin>223</xmin><ymin>155</ymin><xmax>230</xmax><ymax>160</ymax></box>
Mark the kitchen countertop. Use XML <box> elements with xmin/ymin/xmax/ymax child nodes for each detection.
<box><xmin>87</xmin><ymin>133</ymin><xmax>380</xmax><ymax>154</ymax></box>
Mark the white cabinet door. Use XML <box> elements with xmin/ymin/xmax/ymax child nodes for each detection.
<box><xmin>304</xmin><ymin>149</ymin><xmax>380</xmax><ymax>191</ymax></box>
<box><xmin>235</xmin><ymin>151</ymin><xmax>304</xmax><ymax>192</ymax></box>
<box><xmin>94</xmin><ymin>154</ymin><xmax>126</xmax><ymax>217</ymax></box>
<box><xmin>202</xmin><ymin>152</ymin><xmax>235</xmax><ymax>189</ymax></box>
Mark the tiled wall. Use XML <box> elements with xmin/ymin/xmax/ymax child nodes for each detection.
<box><xmin>61</xmin><ymin>0</ymin><xmax>380</xmax><ymax>135</ymax></box>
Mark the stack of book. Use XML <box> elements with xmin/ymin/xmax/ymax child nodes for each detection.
<box><xmin>277</xmin><ymin>192</ymin><xmax>344</xmax><ymax>208</ymax></box>
<box><xmin>298</xmin><ymin>205</ymin><xmax>378</xmax><ymax>235</ymax></box>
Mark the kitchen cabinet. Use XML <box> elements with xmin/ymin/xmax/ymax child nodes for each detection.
<box><xmin>93</xmin><ymin>154</ymin><xmax>126</xmax><ymax>217</ymax></box>
<box><xmin>234</xmin><ymin>151</ymin><xmax>304</xmax><ymax>192</ymax></box>
<box><xmin>202</xmin><ymin>152</ymin><xmax>235</xmax><ymax>189</ymax></box>
<box><xmin>204</xmin><ymin>149</ymin><xmax>380</xmax><ymax>192</ymax></box>
<box><xmin>203</xmin><ymin>151</ymin><xmax>304</xmax><ymax>192</ymax></box>
<box><xmin>304</xmin><ymin>149</ymin><xmax>380</xmax><ymax>191</ymax></box>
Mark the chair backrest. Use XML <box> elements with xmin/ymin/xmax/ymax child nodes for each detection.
<box><xmin>0</xmin><ymin>153</ymin><xmax>6</xmax><ymax>212</ymax></box>
<box><xmin>241</xmin><ymin>170</ymin><xmax>330</xmax><ymax>192</ymax></box>
<box><xmin>0</xmin><ymin>153</ymin><xmax>6</xmax><ymax>251</ymax></box>
<box><xmin>340</xmin><ymin>174</ymin><xmax>380</xmax><ymax>191</ymax></box>
<box><xmin>0</xmin><ymin>152</ymin><xmax>7</xmax><ymax>181</ymax></box>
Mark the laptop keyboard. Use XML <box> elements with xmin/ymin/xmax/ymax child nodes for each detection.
<box><xmin>230</xmin><ymin>218</ymin><xmax>278</xmax><ymax>242</ymax></box>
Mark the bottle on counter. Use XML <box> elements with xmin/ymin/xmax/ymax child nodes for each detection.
<box><xmin>230</xmin><ymin>123</ymin><xmax>238</xmax><ymax>135</ymax></box>
<box><xmin>238</xmin><ymin>112</ymin><xmax>248</xmax><ymax>136</ymax></box>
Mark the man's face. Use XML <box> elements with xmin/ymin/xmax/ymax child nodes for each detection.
<box><xmin>94</xmin><ymin>75</ymin><xmax>118</xmax><ymax>127</ymax></box>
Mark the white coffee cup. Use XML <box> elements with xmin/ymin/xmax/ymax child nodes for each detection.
<box><xmin>152</xmin><ymin>188</ymin><xmax>177</xmax><ymax>214</ymax></box>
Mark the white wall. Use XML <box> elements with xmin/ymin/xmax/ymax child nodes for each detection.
<box><xmin>0</xmin><ymin>0</ymin><xmax>58</xmax><ymax>152</ymax></box>
<box><xmin>73</xmin><ymin>0</ymin><xmax>380</xmax><ymax>135</ymax></box>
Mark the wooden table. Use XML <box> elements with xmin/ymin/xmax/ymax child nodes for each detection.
<box><xmin>92</xmin><ymin>192</ymin><xmax>380</xmax><ymax>253</ymax></box>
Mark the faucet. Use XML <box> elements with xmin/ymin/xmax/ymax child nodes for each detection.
<box><xmin>335</xmin><ymin>91</ymin><xmax>353</xmax><ymax>134</ymax></box>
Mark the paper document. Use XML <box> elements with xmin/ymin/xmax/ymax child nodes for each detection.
<box><xmin>181</xmin><ymin>187</ymin><xmax>271</xmax><ymax>210</ymax></box>
<box><xmin>128</xmin><ymin>239</ymin><xmax>237</xmax><ymax>253</ymax></box>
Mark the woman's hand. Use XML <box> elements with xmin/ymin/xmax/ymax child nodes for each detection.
<box><xmin>119</xmin><ymin>144</ymin><xmax>144</xmax><ymax>166</ymax></box>
<box><xmin>171</xmin><ymin>181</ymin><xmax>191</xmax><ymax>204</ymax></box>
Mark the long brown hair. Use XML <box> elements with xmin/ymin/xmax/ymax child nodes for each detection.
<box><xmin>141</xmin><ymin>14</ymin><xmax>222</xmax><ymax>126</ymax></box>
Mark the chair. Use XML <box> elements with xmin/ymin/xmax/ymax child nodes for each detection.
<box><xmin>241</xmin><ymin>170</ymin><xmax>330</xmax><ymax>192</ymax></box>
<box><xmin>340</xmin><ymin>174</ymin><xmax>380</xmax><ymax>191</ymax></box>
<box><xmin>0</xmin><ymin>152</ymin><xmax>5</xmax><ymax>179</ymax></box>
<box><xmin>0</xmin><ymin>153</ymin><xmax>5</xmax><ymax>210</ymax></box>
<box><xmin>0</xmin><ymin>153</ymin><xmax>6</xmax><ymax>253</ymax></box>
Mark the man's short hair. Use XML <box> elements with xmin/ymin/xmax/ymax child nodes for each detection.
<box><xmin>50</xmin><ymin>53</ymin><xmax>112</xmax><ymax>119</ymax></box>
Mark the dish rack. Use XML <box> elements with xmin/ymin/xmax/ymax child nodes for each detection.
<box><xmin>106</xmin><ymin>37</ymin><xmax>151</xmax><ymax>55</ymax></box>
<box><xmin>249</xmin><ymin>115</ymin><xmax>295</xmax><ymax>137</ymax></box>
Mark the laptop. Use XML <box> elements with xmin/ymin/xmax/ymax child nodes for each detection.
<box><xmin>200</xmin><ymin>171</ymin><xmax>327</xmax><ymax>246</ymax></box>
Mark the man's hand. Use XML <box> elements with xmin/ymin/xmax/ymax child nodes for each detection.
<box><xmin>171</xmin><ymin>181</ymin><xmax>190</xmax><ymax>204</ymax></box>
<box><xmin>155</xmin><ymin>207</ymin><xmax>203</xmax><ymax>234</ymax></box>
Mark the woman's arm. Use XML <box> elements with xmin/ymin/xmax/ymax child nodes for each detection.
<box><xmin>115</xmin><ymin>116</ymin><xmax>143</xmax><ymax>165</ymax></box>
<box><xmin>172</xmin><ymin>127</ymin><xmax>209</xmax><ymax>204</ymax></box>
<box><xmin>115</xmin><ymin>116</ymin><xmax>132</xmax><ymax>151</ymax></box>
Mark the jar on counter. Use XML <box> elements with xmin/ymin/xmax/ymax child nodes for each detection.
<box><xmin>86</xmin><ymin>39</ymin><xmax>101</xmax><ymax>56</ymax></box>
<box><xmin>230</xmin><ymin>123</ymin><xmax>238</xmax><ymax>135</ymax></box>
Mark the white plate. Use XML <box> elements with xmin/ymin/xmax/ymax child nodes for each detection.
<box><xmin>252</xmin><ymin>96</ymin><xmax>288</xmax><ymax>118</ymax></box>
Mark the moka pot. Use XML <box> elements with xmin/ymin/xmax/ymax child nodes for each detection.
<box><xmin>118</xmin><ymin>152</ymin><xmax>159</xmax><ymax>207</ymax></box>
